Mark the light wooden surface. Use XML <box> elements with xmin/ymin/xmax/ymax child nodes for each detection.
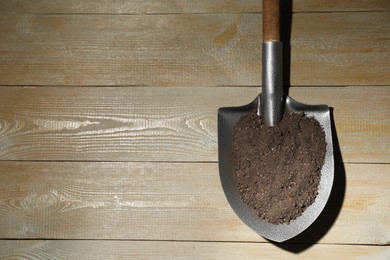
<box><xmin>0</xmin><ymin>86</ymin><xmax>388</xmax><ymax>163</ymax></box>
<box><xmin>0</xmin><ymin>162</ymin><xmax>389</xmax><ymax>245</ymax></box>
<box><xmin>0</xmin><ymin>13</ymin><xmax>388</xmax><ymax>86</ymax></box>
<box><xmin>0</xmin><ymin>0</ymin><xmax>389</xmax><ymax>259</ymax></box>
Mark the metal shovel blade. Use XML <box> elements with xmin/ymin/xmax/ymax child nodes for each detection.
<box><xmin>218</xmin><ymin>95</ymin><xmax>334</xmax><ymax>242</ymax></box>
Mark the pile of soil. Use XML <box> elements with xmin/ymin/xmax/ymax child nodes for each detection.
<box><xmin>232</xmin><ymin>112</ymin><xmax>326</xmax><ymax>224</ymax></box>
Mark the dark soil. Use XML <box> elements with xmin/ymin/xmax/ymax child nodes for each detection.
<box><xmin>232</xmin><ymin>112</ymin><xmax>326</xmax><ymax>224</ymax></box>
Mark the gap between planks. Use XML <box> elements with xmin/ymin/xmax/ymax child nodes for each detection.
<box><xmin>0</xmin><ymin>238</ymin><xmax>389</xmax><ymax>259</ymax></box>
<box><xmin>0</xmin><ymin>238</ymin><xmax>389</xmax><ymax>246</ymax></box>
<box><xmin>0</xmin><ymin>0</ymin><xmax>389</xmax><ymax>14</ymax></box>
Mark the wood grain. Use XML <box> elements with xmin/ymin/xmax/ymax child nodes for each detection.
<box><xmin>0</xmin><ymin>0</ymin><xmax>388</xmax><ymax>257</ymax></box>
<box><xmin>0</xmin><ymin>240</ymin><xmax>389</xmax><ymax>259</ymax></box>
<box><xmin>0</xmin><ymin>0</ymin><xmax>389</xmax><ymax>14</ymax></box>
<box><xmin>0</xmin><ymin>13</ymin><xmax>388</xmax><ymax>86</ymax></box>
<box><xmin>0</xmin><ymin>86</ymin><xmax>388</xmax><ymax>163</ymax></box>
<box><xmin>0</xmin><ymin>161</ymin><xmax>389</xmax><ymax>245</ymax></box>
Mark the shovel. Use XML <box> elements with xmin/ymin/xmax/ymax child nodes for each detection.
<box><xmin>218</xmin><ymin>0</ymin><xmax>334</xmax><ymax>242</ymax></box>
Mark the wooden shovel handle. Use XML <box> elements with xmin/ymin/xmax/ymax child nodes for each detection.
<box><xmin>263</xmin><ymin>0</ymin><xmax>280</xmax><ymax>41</ymax></box>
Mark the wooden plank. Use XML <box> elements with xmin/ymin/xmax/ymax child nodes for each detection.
<box><xmin>0</xmin><ymin>240</ymin><xmax>389</xmax><ymax>259</ymax></box>
<box><xmin>0</xmin><ymin>13</ymin><xmax>388</xmax><ymax>86</ymax></box>
<box><xmin>0</xmin><ymin>161</ymin><xmax>389</xmax><ymax>245</ymax></box>
<box><xmin>0</xmin><ymin>0</ymin><xmax>389</xmax><ymax>14</ymax></box>
<box><xmin>0</xmin><ymin>86</ymin><xmax>388</xmax><ymax>163</ymax></box>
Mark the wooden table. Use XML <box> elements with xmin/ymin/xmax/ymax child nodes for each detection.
<box><xmin>0</xmin><ymin>1</ymin><xmax>389</xmax><ymax>258</ymax></box>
